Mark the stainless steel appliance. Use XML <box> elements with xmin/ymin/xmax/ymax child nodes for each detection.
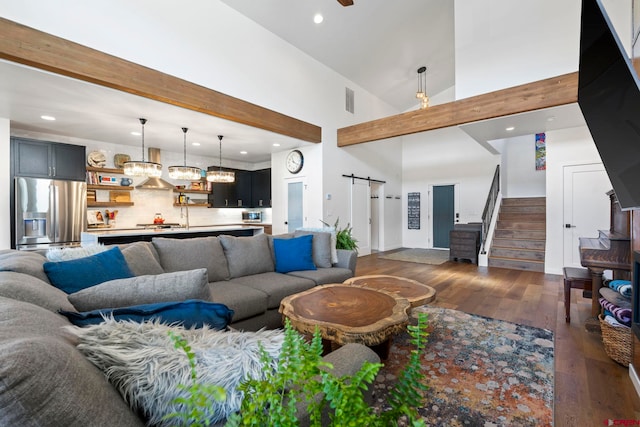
<box><xmin>242</xmin><ymin>211</ymin><xmax>262</xmax><ymax>223</ymax></box>
<box><xmin>15</xmin><ymin>177</ymin><xmax>86</xmax><ymax>250</ymax></box>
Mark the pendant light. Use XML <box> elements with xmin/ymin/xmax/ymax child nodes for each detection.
<box><xmin>206</xmin><ymin>135</ymin><xmax>235</xmax><ymax>183</ymax></box>
<box><xmin>123</xmin><ymin>118</ymin><xmax>163</xmax><ymax>177</ymax></box>
<box><xmin>415</xmin><ymin>66</ymin><xmax>429</xmax><ymax>110</ymax></box>
<box><xmin>168</xmin><ymin>127</ymin><xmax>202</xmax><ymax>180</ymax></box>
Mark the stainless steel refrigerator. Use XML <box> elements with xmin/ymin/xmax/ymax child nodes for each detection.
<box><xmin>15</xmin><ymin>177</ymin><xmax>86</xmax><ymax>250</ymax></box>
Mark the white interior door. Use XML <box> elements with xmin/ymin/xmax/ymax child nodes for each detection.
<box><xmin>285</xmin><ymin>178</ymin><xmax>306</xmax><ymax>233</ymax></box>
<box><xmin>563</xmin><ymin>163</ymin><xmax>612</xmax><ymax>267</ymax></box>
<box><xmin>350</xmin><ymin>179</ymin><xmax>371</xmax><ymax>256</ymax></box>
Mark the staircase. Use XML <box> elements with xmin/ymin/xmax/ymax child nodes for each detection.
<box><xmin>488</xmin><ymin>197</ymin><xmax>546</xmax><ymax>272</ymax></box>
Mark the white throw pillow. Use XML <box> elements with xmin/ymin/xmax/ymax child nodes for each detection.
<box><xmin>46</xmin><ymin>244</ymin><xmax>108</xmax><ymax>262</ymax></box>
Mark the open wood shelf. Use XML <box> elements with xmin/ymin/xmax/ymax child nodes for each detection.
<box><xmin>87</xmin><ymin>184</ymin><xmax>133</xmax><ymax>191</ymax></box>
<box><xmin>173</xmin><ymin>188</ymin><xmax>211</xmax><ymax>194</ymax></box>
<box><xmin>173</xmin><ymin>203</ymin><xmax>211</xmax><ymax>208</ymax></box>
<box><xmin>86</xmin><ymin>166</ymin><xmax>125</xmax><ymax>174</ymax></box>
<box><xmin>87</xmin><ymin>201</ymin><xmax>134</xmax><ymax>207</ymax></box>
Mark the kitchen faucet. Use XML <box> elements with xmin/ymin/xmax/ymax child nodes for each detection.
<box><xmin>180</xmin><ymin>194</ymin><xmax>190</xmax><ymax>230</ymax></box>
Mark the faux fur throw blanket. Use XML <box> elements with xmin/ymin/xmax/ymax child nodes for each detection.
<box><xmin>67</xmin><ymin>319</ymin><xmax>284</xmax><ymax>426</ymax></box>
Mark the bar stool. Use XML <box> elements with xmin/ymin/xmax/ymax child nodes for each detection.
<box><xmin>563</xmin><ymin>267</ymin><xmax>593</xmax><ymax>323</ymax></box>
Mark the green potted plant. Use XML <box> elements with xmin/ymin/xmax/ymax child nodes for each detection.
<box><xmin>321</xmin><ymin>218</ymin><xmax>358</xmax><ymax>252</ymax></box>
<box><xmin>168</xmin><ymin>314</ymin><xmax>429</xmax><ymax>426</ymax></box>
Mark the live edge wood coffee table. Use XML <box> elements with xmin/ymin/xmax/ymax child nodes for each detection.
<box><xmin>279</xmin><ymin>284</ymin><xmax>410</xmax><ymax>359</ymax></box>
<box><xmin>343</xmin><ymin>275</ymin><xmax>437</xmax><ymax>308</ymax></box>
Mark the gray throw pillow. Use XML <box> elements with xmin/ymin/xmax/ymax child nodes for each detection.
<box><xmin>0</xmin><ymin>249</ymin><xmax>50</xmax><ymax>284</ymax></box>
<box><xmin>0</xmin><ymin>336</ymin><xmax>144</xmax><ymax>427</ymax></box>
<box><xmin>219</xmin><ymin>234</ymin><xmax>274</xmax><ymax>278</ymax></box>
<box><xmin>294</xmin><ymin>230</ymin><xmax>333</xmax><ymax>268</ymax></box>
<box><xmin>120</xmin><ymin>241</ymin><xmax>165</xmax><ymax>276</ymax></box>
<box><xmin>67</xmin><ymin>268</ymin><xmax>210</xmax><ymax>311</ymax></box>
<box><xmin>0</xmin><ymin>271</ymin><xmax>75</xmax><ymax>313</ymax></box>
<box><xmin>0</xmin><ymin>297</ymin><xmax>144</xmax><ymax>426</ymax></box>
<box><xmin>152</xmin><ymin>236</ymin><xmax>230</xmax><ymax>282</ymax></box>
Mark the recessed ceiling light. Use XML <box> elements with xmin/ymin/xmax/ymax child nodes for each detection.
<box><xmin>131</xmin><ymin>131</ymin><xmax>141</xmax><ymax>136</ymax></box>
<box><xmin>273</xmin><ymin>143</ymin><xmax>280</xmax><ymax>147</ymax></box>
<box><xmin>505</xmin><ymin>126</ymin><xmax>515</xmax><ymax>131</ymax></box>
<box><xmin>192</xmin><ymin>142</ymin><xmax>201</xmax><ymax>146</ymax></box>
<box><xmin>40</xmin><ymin>115</ymin><xmax>56</xmax><ymax>121</ymax></box>
<box><xmin>240</xmin><ymin>151</ymin><xmax>248</xmax><ymax>155</ymax></box>
<box><xmin>313</xmin><ymin>13</ymin><xmax>323</xmax><ymax>24</ymax></box>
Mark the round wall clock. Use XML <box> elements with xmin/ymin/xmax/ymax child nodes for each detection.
<box><xmin>286</xmin><ymin>149</ymin><xmax>304</xmax><ymax>174</ymax></box>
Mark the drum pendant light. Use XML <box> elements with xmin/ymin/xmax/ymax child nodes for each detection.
<box><xmin>206</xmin><ymin>135</ymin><xmax>235</xmax><ymax>183</ymax></box>
<box><xmin>168</xmin><ymin>127</ymin><xmax>202</xmax><ymax>180</ymax></box>
<box><xmin>123</xmin><ymin>118</ymin><xmax>163</xmax><ymax>177</ymax></box>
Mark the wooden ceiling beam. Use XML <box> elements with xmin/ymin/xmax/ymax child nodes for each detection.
<box><xmin>337</xmin><ymin>71</ymin><xmax>579</xmax><ymax>146</ymax></box>
<box><xmin>0</xmin><ymin>17</ymin><xmax>322</xmax><ymax>144</ymax></box>
<box><xmin>337</xmin><ymin>0</ymin><xmax>355</xmax><ymax>6</ymax></box>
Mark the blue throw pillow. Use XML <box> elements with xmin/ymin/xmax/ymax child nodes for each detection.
<box><xmin>273</xmin><ymin>234</ymin><xmax>317</xmax><ymax>273</ymax></box>
<box><xmin>44</xmin><ymin>246</ymin><xmax>134</xmax><ymax>294</ymax></box>
<box><xmin>60</xmin><ymin>300</ymin><xmax>234</xmax><ymax>330</ymax></box>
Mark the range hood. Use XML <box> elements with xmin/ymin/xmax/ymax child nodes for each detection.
<box><xmin>135</xmin><ymin>147</ymin><xmax>175</xmax><ymax>190</ymax></box>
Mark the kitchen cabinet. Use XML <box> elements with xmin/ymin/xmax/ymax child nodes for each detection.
<box><xmin>251</xmin><ymin>168</ymin><xmax>271</xmax><ymax>207</ymax></box>
<box><xmin>12</xmin><ymin>137</ymin><xmax>86</xmax><ymax>181</ymax></box>
<box><xmin>207</xmin><ymin>167</ymin><xmax>271</xmax><ymax>208</ymax></box>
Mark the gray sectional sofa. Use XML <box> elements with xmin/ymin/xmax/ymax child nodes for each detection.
<box><xmin>0</xmin><ymin>232</ymin><xmax>378</xmax><ymax>426</ymax></box>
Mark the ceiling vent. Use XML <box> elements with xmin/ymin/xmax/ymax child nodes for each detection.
<box><xmin>345</xmin><ymin>87</ymin><xmax>355</xmax><ymax>114</ymax></box>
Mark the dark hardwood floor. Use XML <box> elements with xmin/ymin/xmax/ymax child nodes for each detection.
<box><xmin>354</xmin><ymin>251</ymin><xmax>640</xmax><ymax>425</ymax></box>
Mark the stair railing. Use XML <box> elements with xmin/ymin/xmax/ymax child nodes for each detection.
<box><xmin>480</xmin><ymin>165</ymin><xmax>500</xmax><ymax>254</ymax></box>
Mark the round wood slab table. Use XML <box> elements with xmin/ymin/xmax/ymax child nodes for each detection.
<box><xmin>279</xmin><ymin>283</ymin><xmax>410</xmax><ymax>359</ymax></box>
<box><xmin>343</xmin><ymin>275</ymin><xmax>436</xmax><ymax>308</ymax></box>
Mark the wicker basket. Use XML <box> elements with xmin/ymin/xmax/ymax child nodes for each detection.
<box><xmin>598</xmin><ymin>314</ymin><xmax>632</xmax><ymax>367</ymax></box>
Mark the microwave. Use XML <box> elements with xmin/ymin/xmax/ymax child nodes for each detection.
<box><xmin>242</xmin><ymin>211</ymin><xmax>262</xmax><ymax>223</ymax></box>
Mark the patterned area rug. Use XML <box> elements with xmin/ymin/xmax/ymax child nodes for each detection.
<box><xmin>378</xmin><ymin>249</ymin><xmax>450</xmax><ymax>265</ymax></box>
<box><xmin>373</xmin><ymin>306</ymin><xmax>554</xmax><ymax>427</ymax></box>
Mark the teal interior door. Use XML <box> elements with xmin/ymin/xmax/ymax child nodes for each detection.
<box><xmin>433</xmin><ymin>185</ymin><xmax>455</xmax><ymax>248</ymax></box>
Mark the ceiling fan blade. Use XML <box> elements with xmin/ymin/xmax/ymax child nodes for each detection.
<box><xmin>337</xmin><ymin>0</ymin><xmax>354</xmax><ymax>5</ymax></box>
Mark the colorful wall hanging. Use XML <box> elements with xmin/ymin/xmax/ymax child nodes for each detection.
<box><xmin>535</xmin><ymin>133</ymin><xmax>546</xmax><ymax>170</ymax></box>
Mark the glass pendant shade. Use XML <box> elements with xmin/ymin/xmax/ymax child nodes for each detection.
<box><xmin>206</xmin><ymin>169</ymin><xmax>235</xmax><ymax>183</ymax></box>
<box><xmin>123</xmin><ymin>161</ymin><xmax>163</xmax><ymax>177</ymax></box>
<box><xmin>416</xmin><ymin>66</ymin><xmax>429</xmax><ymax>109</ymax></box>
<box><xmin>124</xmin><ymin>118</ymin><xmax>163</xmax><ymax>177</ymax></box>
<box><xmin>168</xmin><ymin>127</ymin><xmax>202</xmax><ymax>180</ymax></box>
<box><xmin>206</xmin><ymin>135</ymin><xmax>235</xmax><ymax>183</ymax></box>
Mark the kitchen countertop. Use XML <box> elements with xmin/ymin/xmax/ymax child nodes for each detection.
<box><xmin>81</xmin><ymin>224</ymin><xmax>266</xmax><ymax>245</ymax></box>
<box><xmin>83</xmin><ymin>224</ymin><xmax>264</xmax><ymax>237</ymax></box>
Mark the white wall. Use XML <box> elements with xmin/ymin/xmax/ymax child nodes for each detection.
<box><xmin>1</xmin><ymin>0</ymin><xmax>399</xmax><ymax>244</ymax></box>
<box><xmin>499</xmin><ymin>134</ymin><xmax>546</xmax><ymax>198</ymax></box>
<box><xmin>454</xmin><ymin>0</ymin><xmax>581</xmax><ymax>100</ymax></box>
<box><xmin>545</xmin><ymin>125</ymin><xmax>606</xmax><ymax>274</ymax></box>
<box><xmin>402</xmin><ymin>127</ymin><xmax>500</xmax><ymax>248</ymax></box>
<box><xmin>0</xmin><ymin>118</ymin><xmax>10</xmax><ymax>249</ymax></box>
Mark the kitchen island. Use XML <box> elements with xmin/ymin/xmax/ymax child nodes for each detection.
<box><xmin>81</xmin><ymin>225</ymin><xmax>264</xmax><ymax>246</ymax></box>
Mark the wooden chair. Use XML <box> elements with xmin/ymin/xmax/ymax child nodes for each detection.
<box><xmin>563</xmin><ymin>267</ymin><xmax>593</xmax><ymax>323</ymax></box>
